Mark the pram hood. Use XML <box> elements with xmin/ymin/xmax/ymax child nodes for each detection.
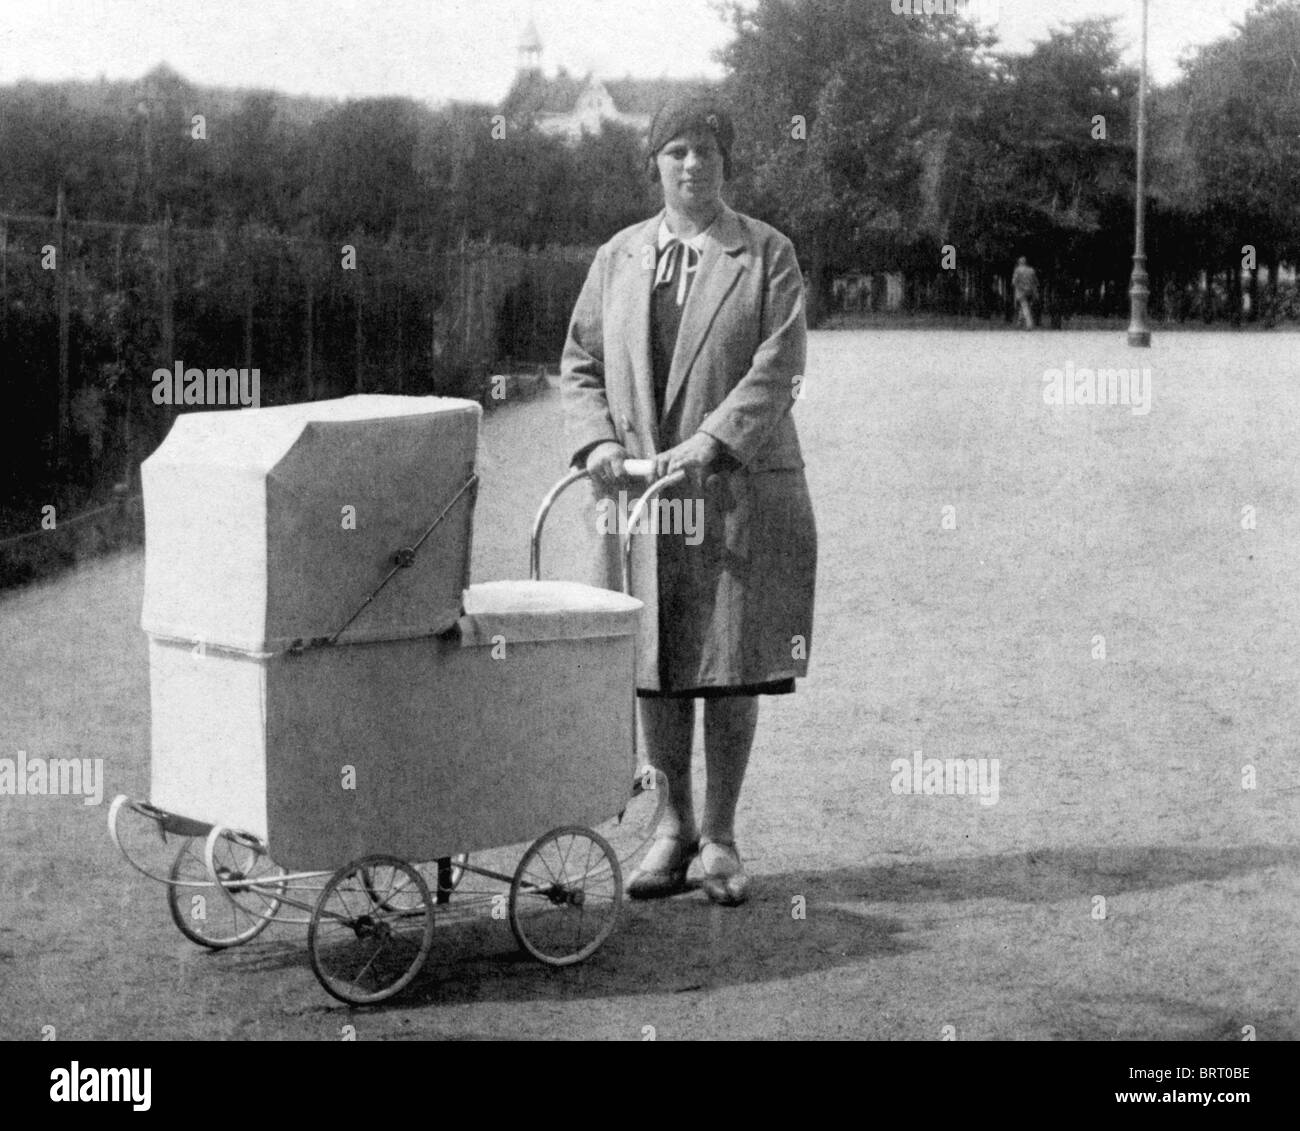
<box><xmin>141</xmin><ymin>394</ymin><xmax>481</xmax><ymax>654</ymax></box>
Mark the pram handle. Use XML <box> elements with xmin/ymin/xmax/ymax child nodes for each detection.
<box><xmin>529</xmin><ymin>463</ymin><xmax>686</xmax><ymax>592</ymax></box>
<box><xmin>621</xmin><ymin>470</ymin><xmax>687</xmax><ymax>594</ymax></box>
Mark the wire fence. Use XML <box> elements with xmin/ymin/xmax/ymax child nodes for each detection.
<box><xmin>0</xmin><ymin>492</ymin><xmax>144</xmax><ymax>589</ymax></box>
<box><xmin>0</xmin><ymin>199</ymin><xmax>595</xmax><ymax>588</ymax></box>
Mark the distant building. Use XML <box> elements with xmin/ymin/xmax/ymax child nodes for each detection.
<box><xmin>502</xmin><ymin>18</ymin><xmax>713</xmax><ymax>143</ymax></box>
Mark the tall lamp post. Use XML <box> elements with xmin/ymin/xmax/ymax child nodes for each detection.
<box><xmin>1127</xmin><ymin>0</ymin><xmax>1152</xmax><ymax>346</ymax></box>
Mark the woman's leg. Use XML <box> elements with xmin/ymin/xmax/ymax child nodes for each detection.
<box><xmin>639</xmin><ymin>696</ymin><xmax>697</xmax><ymax>841</ymax></box>
<box><xmin>700</xmin><ymin>695</ymin><xmax>759</xmax><ymax>844</ymax></box>
<box><xmin>627</xmin><ymin>697</ymin><xmax>698</xmax><ymax>896</ymax></box>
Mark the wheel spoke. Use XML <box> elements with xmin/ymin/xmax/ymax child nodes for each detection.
<box><xmin>335</xmin><ymin>879</ymin><xmax>361</xmax><ymax>923</ymax></box>
<box><xmin>348</xmin><ymin>938</ymin><xmax>387</xmax><ymax>991</ymax></box>
<box><xmin>556</xmin><ymin>836</ymin><xmax>575</xmax><ymax>885</ymax></box>
<box><xmin>532</xmin><ymin>847</ymin><xmax>560</xmax><ymax>890</ymax></box>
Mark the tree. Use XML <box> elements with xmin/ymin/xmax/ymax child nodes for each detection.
<box><xmin>211</xmin><ymin>93</ymin><xmax>307</xmax><ymax>230</ymax></box>
<box><xmin>302</xmin><ymin>98</ymin><xmax>426</xmax><ymax>240</ymax></box>
<box><xmin>947</xmin><ymin>18</ymin><xmax>1139</xmax><ymax>319</ymax></box>
<box><xmin>717</xmin><ymin>0</ymin><xmax>991</xmax><ymax>320</ymax></box>
<box><xmin>1167</xmin><ymin>0</ymin><xmax>1300</xmax><ymax>321</ymax></box>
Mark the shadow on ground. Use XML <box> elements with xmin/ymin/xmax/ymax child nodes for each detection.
<box><xmin>1036</xmin><ymin>992</ymin><xmax>1299</xmax><ymax>1041</ymax></box>
<box><xmin>193</xmin><ymin>842</ymin><xmax>1299</xmax><ymax>1013</ymax></box>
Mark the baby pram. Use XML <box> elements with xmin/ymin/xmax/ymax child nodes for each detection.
<box><xmin>109</xmin><ymin>394</ymin><xmax>681</xmax><ymax>1004</ymax></box>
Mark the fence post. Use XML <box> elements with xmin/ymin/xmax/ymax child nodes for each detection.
<box><xmin>244</xmin><ymin>277</ymin><xmax>254</xmax><ymax>369</ymax></box>
<box><xmin>460</xmin><ymin>248</ymin><xmax>467</xmax><ymax>360</ymax></box>
<box><xmin>56</xmin><ymin>185</ymin><xmax>71</xmax><ymax>468</ymax></box>
<box><xmin>355</xmin><ymin>254</ymin><xmax>364</xmax><ymax>394</ymax></box>
<box><xmin>160</xmin><ymin>206</ymin><xmax>174</xmax><ymax>434</ymax></box>
<box><xmin>432</xmin><ymin>244</ymin><xmax>441</xmax><ymax>391</ymax></box>
<box><xmin>395</xmin><ymin>276</ymin><xmax>404</xmax><ymax>394</ymax></box>
<box><xmin>243</xmin><ymin>232</ymin><xmax>255</xmax><ymax>370</ymax></box>
<box><xmin>1</xmin><ymin>214</ymin><xmax>7</xmax><ymax>344</ymax></box>
<box><xmin>114</xmin><ymin>226</ymin><xmax>132</xmax><ymax>482</ymax></box>
<box><xmin>483</xmin><ymin>249</ymin><xmax>491</xmax><ymax>369</ymax></box>
<box><xmin>532</xmin><ymin>251</ymin><xmax>542</xmax><ymax>358</ymax></box>
<box><xmin>304</xmin><ymin>276</ymin><xmax>314</xmax><ymax>401</ymax></box>
<box><xmin>460</xmin><ymin>235</ymin><xmax>470</xmax><ymax>360</ymax></box>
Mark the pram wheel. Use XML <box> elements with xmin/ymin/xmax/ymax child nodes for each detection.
<box><xmin>509</xmin><ymin>826</ymin><xmax>622</xmax><ymax>966</ymax></box>
<box><xmin>309</xmin><ymin>856</ymin><xmax>434</xmax><ymax>1005</ymax></box>
<box><xmin>168</xmin><ymin>835</ymin><xmax>284</xmax><ymax>949</ymax></box>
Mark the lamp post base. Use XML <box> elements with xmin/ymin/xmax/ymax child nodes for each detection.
<box><xmin>1128</xmin><ymin>254</ymin><xmax>1152</xmax><ymax>348</ymax></box>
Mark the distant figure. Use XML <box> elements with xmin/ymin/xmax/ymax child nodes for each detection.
<box><xmin>1012</xmin><ymin>256</ymin><xmax>1039</xmax><ymax>329</ymax></box>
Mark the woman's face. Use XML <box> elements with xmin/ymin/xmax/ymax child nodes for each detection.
<box><xmin>656</xmin><ymin>129</ymin><xmax>725</xmax><ymax>215</ymax></box>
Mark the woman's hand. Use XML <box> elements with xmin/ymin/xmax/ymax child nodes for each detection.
<box><xmin>585</xmin><ymin>441</ymin><xmax>628</xmax><ymax>489</ymax></box>
<box><xmin>653</xmin><ymin>432</ymin><xmax>721</xmax><ymax>484</ymax></box>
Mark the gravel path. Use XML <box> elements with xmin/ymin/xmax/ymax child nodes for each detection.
<box><xmin>2</xmin><ymin>329</ymin><xmax>1297</xmax><ymax>1040</ymax></box>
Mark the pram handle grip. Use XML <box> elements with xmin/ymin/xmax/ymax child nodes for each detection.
<box><xmin>529</xmin><ymin>464</ymin><xmax>686</xmax><ymax>593</ymax></box>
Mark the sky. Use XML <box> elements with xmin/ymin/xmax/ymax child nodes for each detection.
<box><xmin>0</xmin><ymin>0</ymin><xmax>1267</xmax><ymax>106</ymax></box>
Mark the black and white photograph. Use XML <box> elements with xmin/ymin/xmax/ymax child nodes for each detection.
<box><xmin>0</xmin><ymin>0</ymin><xmax>1295</xmax><ymax>1090</ymax></box>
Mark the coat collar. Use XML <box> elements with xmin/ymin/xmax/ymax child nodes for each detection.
<box><xmin>627</xmin><ymin>205</ymin><xmax>746</xmax><ymax>260</ymax></box>
<box><xmin>656</xmin><ymin>218</ymin><xmax>710</xmax><ymax>252</ymax></box>
<box><xmin>621</xmin><ymin>205</ymin><xmax>749</xmax><ymax>436</ymax></box>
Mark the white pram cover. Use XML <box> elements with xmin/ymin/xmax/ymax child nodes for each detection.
<box><xmin>139</xmin><ymin>396</ymin><xmax>641</xmax><ymax>867</ymax></box>
<box><xmin>141</xmin><ymin>394</ymin><xmax>481</xmax><ymax>652</ymax></box>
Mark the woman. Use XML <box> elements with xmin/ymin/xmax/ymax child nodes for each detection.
<box><xmin>560</xmin><ymin>94</ymin><xmax>816</xmax><ymax>906</ymax></box>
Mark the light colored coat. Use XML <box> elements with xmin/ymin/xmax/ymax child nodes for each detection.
<box><xmin>560</xmin><ymin>205</ymin><xmax>817</xmax><ymax>691</ymax></box>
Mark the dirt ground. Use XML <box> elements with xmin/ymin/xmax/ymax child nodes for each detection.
<box><xmin>2</xmin><ymin>328</ymin><xmax>1298</xmax><ymax>1040</ymax></box>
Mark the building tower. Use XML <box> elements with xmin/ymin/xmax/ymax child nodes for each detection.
<box><xmin>517</xmin><ymin>17</ymin><xmax>542</xmax><ymax>73</ymax></box>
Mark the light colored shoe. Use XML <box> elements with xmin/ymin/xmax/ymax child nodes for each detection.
<box><xmin>626</xmin><ymin>834</ymin><xmax>699</xmax><ymax>900</ymax></box>
<box><xmin>699</xmin><ymin>838</ymin><xmax>749</xmax><ymax>906</ymax></box>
